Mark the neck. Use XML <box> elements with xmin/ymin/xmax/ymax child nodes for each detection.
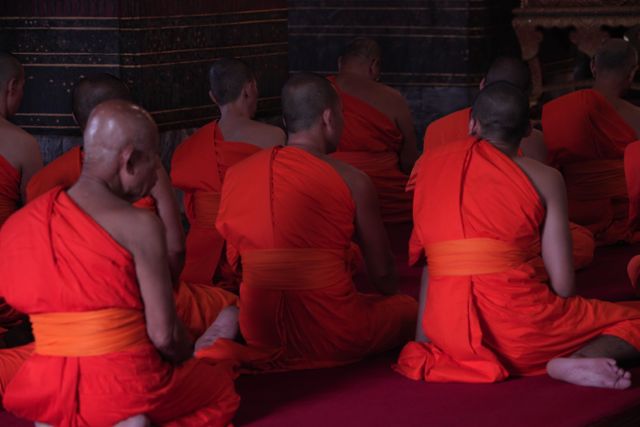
<box><xmin>486</xmin><ymin>138</ymin><xmax>519</xmax><ymax>158</ymax></box>
<box><xmin>286</xmin><ymin>131</ymin><xmax>328</xmax><ymax>156</ymax></box>
<box><xmin>219</xmin><ymin>99</ymin><xmax>253</xmax><ymax>122</ymax></box>
<box><xmin>593</xmin><ymin>78</ymin><xmax>626</xmax><ymax>99</ymax></box>
<box><xmin>339</xmin><ymin>65</ymin><xmax>372</xmax><ymax>81</ymax></box>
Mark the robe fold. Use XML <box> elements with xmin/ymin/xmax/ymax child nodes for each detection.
<box><xmin>0</xmin><ymin>344</ymin><xmax>33</xmax><ymax>402</ymax></box>
<box><xmin>25</xmin><ymin>146</ymin><xmax>155</xmax><ymax>211</ymax></box>
<box><xmin>543</xmin><ymin>89</ymin><xmax>640</xmax><ymax>245</ymax></box>
<box><xmin>412</xmin><ymin>109</ymin><xmax>595</xmax><ymax>270</ymax></box>
<box><xmin>394</xmin><ymin>137</ymin><xmax>640</xmax><ymax>383</ymax></box>
<box><xmin>327</xmin><ymin>76</ymin><xmax>412</xmax><ymax>223</ymax></box>
<box><xmin>0</xmin><ymin>188</ymin><xmax>239</xmax><ymax>426</ymax></box>
<box><xmin>172</xmin><ymin>121</ymin><xmax>260</xmax><ymax>287</ymax></box>
<box><xmin>212</xmin><ymin>146</ymin><xmax>417</xmax><ymax>372</ymax></box>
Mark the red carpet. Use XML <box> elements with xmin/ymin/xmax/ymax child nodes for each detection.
<box><xmin>2</xmin><ymin>225</ymin><xmax>640</xmax><ymax>426</ymax></box>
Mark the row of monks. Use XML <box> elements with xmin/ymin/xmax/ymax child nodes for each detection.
<box><xmin>0</xmin><ymin>37</ymin><xmax>639</xmax><ymax>425</ymax></box>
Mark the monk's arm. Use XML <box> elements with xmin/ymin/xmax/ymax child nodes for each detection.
<box><xmin>520</xmin><ymin>129</ymin><xmax>548</xmax><ymax>163</ymax></box>
<box><xmin>351</xmin><ymin>171</ymin><xmax>398</xmax><ymax>294</ymax></box>
<box><xmin>150</xmin><ymin>166</ymin><xmax>185</xmax><ymax>285</ymax></box>
<box><xmin>19</xmin><ymin>135</ymin><xmax>43</xmax><ymax>203</ymax></box>
<box><xmin>395</xmin><ymin>97</ymin><xmax>419</xmax><ymax>174</ymax></box>
<box><xmin>415</xmin><ymin>267</ymin><xmax>430</xmax><ymax>342</ymax></box>
<box><xmin>539</xmin><ymin>167</ymin><xmax>575</xmax><ymax>297</ymax></box>
<box><xmin>132</xmin><ymin>212</ymin><xmax>193</xmax><ymax>363</ymax></box>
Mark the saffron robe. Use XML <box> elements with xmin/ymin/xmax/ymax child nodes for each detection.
<box><xmin>171</xmin><ymin>121</ymin><xmax>260</xmax><ymax>287</ymax></box>
<box><xmin>0</xmin><ymin>344</ymin><xmax>33</xmax><ymax>402</ymax></box>
<box><xmin>0</xmin><ymin>188</ymin><xmax>239</xmax><ymax>426</ymax></box>
<box><xmin>394</xmin><ymin>137</ymin><xmax>640</xmax><ymax>383</ymax></box>
<box><xmin>327</xmin><ymin>76</ymin><xmax>413</xmax><ymax>224</ymax></box>
<box><xmin>415</xmin><ymin>107</ymin><xmax>594</xmax><ymax>270</ymax></box>
<box><xmin>213</xmin><ymin>147</ymin><xmax>417</xmax><ymax>371</ymax></box>
<box><xmin>543</xmin><ymin>89</ymin><xmax>640</xmax><ymax>245</ymax></box>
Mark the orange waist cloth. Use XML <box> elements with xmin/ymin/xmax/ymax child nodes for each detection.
<box><xmin>242</xmin><ymin>248</ymin><xmax>353</xmax><ymax>291</ymax></box>
<box><xmin>426</xmin><ymin>238</ymin><xmax>530</xmax><ymax>277</ymax></box>
<box><xmin>30</xmin><ymin>308</ymin><xmax>149</xmax><ymax>357</ymax></box>
<box><xmin>193</xmin><ymin>191</ymin><xmax>221</xmax><ymax>228</ymax></box>
<box><xmin>562</xmin><ymin>159</ymin><xmax>627</xmax><ymax>201</ymax></box>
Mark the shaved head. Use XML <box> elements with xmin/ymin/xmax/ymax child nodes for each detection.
<box><xmin>471</xmin><ymin>82</ymin><xmax>530</xmax><ymax>147</ymax></box>
<box><xmin>208</xmin><ymin>58</ymin><xmax>255</xmax><ymax>106</ymax></box>
<box><xmin>594</xmin><ymin>38</ymin><xmax>638</xmax><ymax>76</ymax></box>
<box><xmin>72</xmin><ymin>73</ymin><xmax>132</xmax><ymax>131</ymax></box>
<box><xmin>341</xmin><ymin>38</ymin><xmax>381</xmax><ymax>64</ymax></box>
<box><xmin>484</xmin><ymin>57</ymin><xmax>532</xmax><ymax>94</ymax></box>
<box><xmin>282</xmin><ymin>73</ymin><xmax>340</xmax><ymax>133</ymax></box>
<box><xmin>0</xmin><ymin>52</ymin><xmax>23</xmax><ymax>88</ymax></box>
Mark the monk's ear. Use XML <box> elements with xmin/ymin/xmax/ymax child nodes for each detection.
<box><xmin>590</xmin><ymin>57</ymin><xmax>597</xmax><ymax>78</ymax></box>
<box><xmin>468</xmin><ymin>116</ymin><xmax>478</xmax><ymax>136</ymax></box>
<box><xmin>208</xmin><ymin>90</ymin><xmax>219</xmax><ymax>106</ymax></box>
<box><xmin>479</xmin><ymin>78</ymin><xmax>486</xmax><ymax>90</ymax></box>
<box><xmin>121</xmin><ymin>144</ymin><xmax>137</xmax><ymax>175</ymax></box>
<box><xmin>628</xmin><ymin>65</ymin><xmax>638</xmax><ymax>84</ymax></box>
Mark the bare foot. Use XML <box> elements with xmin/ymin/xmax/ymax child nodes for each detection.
<box><xmin>547</xmin><ymin>357</ymin><xmax>632</xmax><ymax>389</ymax></box>
<box><xmin>194</xmin><ymin>306</ymin><xmax>239</xmax><ymax>353</ymax></box>
<box><xmin>114</xmin><ymin>414</ymin><xmax>150</xmax><ymax>427</ymax></box>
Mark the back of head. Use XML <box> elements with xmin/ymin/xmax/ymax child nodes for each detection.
<box><xmin>208</xmin><ymin>58</ymin><xmax>255</xmax><ymax>106</ymax></box>
<box><xmin>0</xmin><ymin>52</ymin><xmax>23</xmax><ymax>87</ymax></box>
<box><xmin>340</xmin><ymin>38</ymin><xmax>381</xmax><ymax>65</ymax></box>
<box><xmin>594</xmin><ymin>38</ymin><xmax>638</xmax><ymax>79</ymax></box>
<box><xmin>281</xmin><ymin>73</ymin><xmax>340</xmax><ymax>133</ymax></box>
<box><xmin>484</xmin><ymin>56</ymin><xmax>532</xmax><ymax>95</ymax></box>
<box><xmin>471</xmin><ymin>82</ymin><xmax>530</xmax><ymax>147</ymax></box>
<box><xmin>72</xmin><ymin>73</ymin><xmax>132</xmax><ymax>131</ymax></box>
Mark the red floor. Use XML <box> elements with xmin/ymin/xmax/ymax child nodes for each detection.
<box><xmin>2</xmin><ymin>228</ymin><xmax>640</xmax><ymax>426</ymax></box>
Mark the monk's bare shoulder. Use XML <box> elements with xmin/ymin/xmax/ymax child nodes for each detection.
<box><xmin>0</xmin><ymin>120</ymin><xmax>40</xmax><ymax>170</ymax></box>
<box><xmin>323</xmin><ymin>154</ymin><xmax>376</xmax><ymax>199</ymax></box>
<box><xmin>245</xmin><ymin>120</ymin><xmax>286</xmax><ymax>148</ymax></box>
<box><xmin>514</xmin><ymin>156</ymin><xmax>565</xmax><ymax>205</ymax></box>
<box><xmin>520</xmin><ymin>128</ymin><xmax>548</xmax><ymax>163</ymax></box>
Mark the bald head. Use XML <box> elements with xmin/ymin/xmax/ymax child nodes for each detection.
<box><xmin>72</xmin><ymin>73</ymin><xmax>132</xmax><ymax>131</ymax></box>
<box><xmin>282</xmin><ymin>73</ymin><xmax>340</xmax><ymax>134</ymax></box>
<box><xmin>484</xmin><ymin>57</ymin><xmax>532</xmax><ymax>95</ymax></box>
<box><xmin>0</xmin><ymin>52</ymin><xmax>23</xmax><ymax>88</ymax></box>
<box><xmin>594</xmin><ymin>39</ymin><xmax>638</xmax><ymax>79</ymax></box>
<box><xmin>471</xmin><ymin>82</ymin><xmax>530</xmax><ymax>147</ymax></box>
<box><xmin>84</xmin><ymin>100</ymin><xmax>157</xmax><ymax>163</ymax></box>
<box><xmin>341</xmin><ymin>38</ymin><xmax>381</xmax><ymax>64</ymax></box>
<box><xmin>208</xmin><ymin>58</ymin><xmax>255</xmax><ymax>106</ymax></box>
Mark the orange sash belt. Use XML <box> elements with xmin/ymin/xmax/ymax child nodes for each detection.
<box><xmin>563</xmin><ymin>160</ymin><xmax>627</xmax><ymax>201</ymax></box>
<box><xmin>30</xmin><ymin>308</ymin><xmax>149</xmax><ymax>357</ymax></box>
<box><xmin>426</xmin><ymin>238</ymin><xmax>529</xmax><ymax>277</ymax></box>
<box><xmin>193</xmin><ymin>191</ymin><xmax>221</xmax><ymax>228</ymax></box>
<box><xmin>242</xmin><ymin>248</ymin><xmax>353</xmax><ymax>291</ymax></box>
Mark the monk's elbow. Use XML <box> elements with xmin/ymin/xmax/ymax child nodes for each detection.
<box><xmin>148</xmin><ymin>328</ymin><xmax>174</xmax><ymax>353</ymax></box>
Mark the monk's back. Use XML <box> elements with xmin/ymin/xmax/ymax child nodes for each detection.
<box><xmin>219</xmin><ymin>146</ymin><xmax>355</xmax><ymax>250</ymax></box>
<box><xmin>334</xmin><ymin>74</ymin><xmax>399</xmax><ymax>125</ymax></box>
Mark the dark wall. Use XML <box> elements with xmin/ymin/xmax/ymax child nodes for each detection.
<box><xmin>288</xmin><ymin>0</ymin><xmax>520</xmax><ymax>144</ymax></box>
<box><xmin>0</xmin><ymin>0</ymin><xmax>288</xmax><ymax>136</ymax></box>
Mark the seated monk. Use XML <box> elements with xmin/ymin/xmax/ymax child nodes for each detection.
<box><xmin>23</xmin><ymin>73</ymin><xmax>237</xmax><ymax>339</ymax></box>
<box><xmin>0</xmin><ymin>52</ymin><xmax>42</xmax><ymax>372</ymax></box>
<box><xmin>0</xmin><ymin>100</ymin><xmax>240</xmax><ymax>426</ymax></box>
<box><xmin>417</xmin><ymin>57</ymin><xmax>594</xmax><ymax>270</ymax></box>
<box><xmin>172</xmin><ymin>58</ymin><xmax>285</xmax><ymax>287</ymax></box>
<box><xmin>210</xmin><ymin>73</ymin><xmax>417</xmax><ymax>372</ymax></box>
<box><xmin>543</xmin><ymin>39</ymin><xmax>640</xmax><ymax>245</ymax></box>
<box><xmin>328</xmin><ymin>38</ymin><xmax>418</xmax><ymax>223</ymax></box>
<box><xmin>395</xmin><ymin>82</ymin><xmax>640</xmax><ymax>389</ymax></box>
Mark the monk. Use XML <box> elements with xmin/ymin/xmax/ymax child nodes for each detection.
<box><xmin>0</xmin><ymin>100</ymin><xmax>240</xmax><ymax>426</ymax></box>
<box><xmin>0</xmin><ymin>52</ymin><xmax>43</xmax><ymax>224</ymax></box>
<box><xmin>328</xmin><ymin>38</ymin><xmax>418</xmax><ymax>223</ymax></box>
<box><xmin>24</xmin><ymin>73</ymin><xmax>238</xmax><ymax>340</ymax></box>
<box><xmin>172</xmin><ymin>58</ymin><xmax>285</xmax><ymax>286</ymax></box>
<box><xmin>414</xmin><ymin>57</ymin><xmax>594</xmax><ymax>271</ymax></box>
<box><xmin>395</xmin><ymin>82</ymin><xmax>640</xmax><ymax>389</ymax></box>
<box><xmin>210</xmin><ymin>73</ymin><xmax>417</xmax><ymax>372</ymax></box>
<box><xmin>543</xmin><ymin>39</ymin><xmax>640</xmax><ymax>245</ymax></box>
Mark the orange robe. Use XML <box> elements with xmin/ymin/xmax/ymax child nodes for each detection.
<box><xmin>0</xmin><ymin>188</ymin><xmax>239</xmax><ymax>425</ymax></box>
<box><xmin>0</xmin><ymin>344</ymin><xmax>33</xmax><ymax>402</ymax></box>
<box><xmin>543</xmin><ymin>89</ymin><xmax>640</xmax><ymax>245</ymax></box>
<box><xmin>417</xmin><ymin>107</ymin><xmax>594</xmax><ymax>270</ymax></box>
<box><xmin>212</xmin><ymin>146</ymin><xmax>417</xmax><ymax>371</ymax></box>
<box><xmin>394</xmin><ymin>137</ymin><xmax>640</xmax><ymax>383</ymax></box>
<box><xmin>171</xmin><ymin>121</ymin><xmax>260</xmax><ymax>287</ymax></box>
<box><xmin>327</xmin><ymin>76</ymin><xmax>412</xmax><ymax>224</ymax></box>
<box><xmin>24</xmin><ymin>146</ymin><xmax>236</xmax><ymax>339</ymax></box>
